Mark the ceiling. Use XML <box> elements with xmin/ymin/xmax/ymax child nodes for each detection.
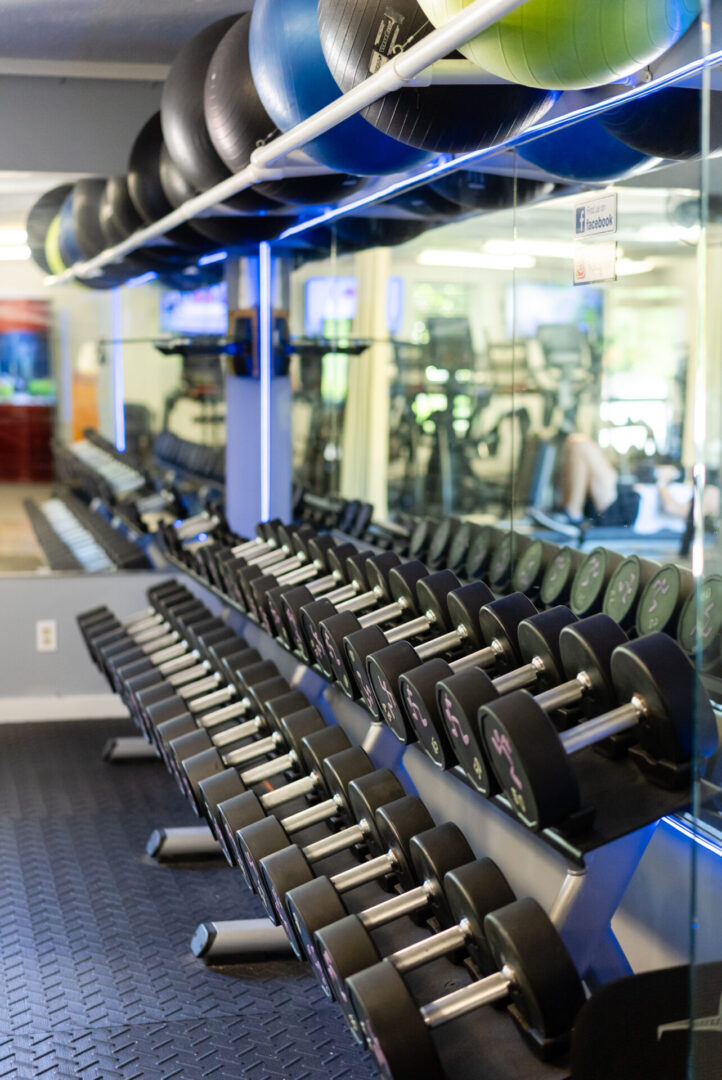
<box><xmin>0</xmin><ymin>0</ymin><xmax>252</xmax><ymax>66</ymax></box>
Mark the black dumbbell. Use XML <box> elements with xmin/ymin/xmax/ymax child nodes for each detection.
<box><xmin>257</xmin><ymin>767</ymin><xmax>407</xmax><ymax>929</ymax></box>
<box><xmin>147</xmin><ymin>647</ymin><xmax>266</xmax><ymax>762</ymax></box>
<box><xmin>439</xmin><ymin>612</ymin><xmax>629</xmax><ymax>795</ymax></box>
<box><xmin>319</xmin><ymin>855</ymin><xmax>514</xmax><ymax>1027</ymax></box>
<box><xmin>96</xmin><ymin>598</ymin><xmax>209</xmax><ymax>677</ymax></box>
<box><xmin>248</xmin><ymin>536</ymin><xmax>360</xmax><ymax>634</ymax></box>
<box><xmin>103</xmin><ymin>603</ymin><xmax>221</xmax><ymax>686</ymax></box>
<box><xmin>481</xmin><ymin>632</ymin><xmax>719</xmax><ymax>830</ymax></box>
<box><xmin>139</xmin><ymin>661</ymin><xmax>287</xmax><ymax>748</ymax></box>
<box><xmin>128</xmin><ymin>638</ymin><xmax>276</xmax><ymax>732</ymax></box>
<box><xmin>347</xmin><ymin>898</ymin><xmax>585</xmax><ymax>1076</ymax></box>
<box><xmin>239</xmin><ymin>765</ymin><xmax>404</xmax><ymax>904</ymax></box>
<box><xmin>291</xmin><ymin>819</ymin><xmax>473</xmax><ymax>982</ymax></box>
<box><xmin>174</xmin><ymin>688</ymin><xmax>316</xmax><ymax>809</ymax></box>
<box><xmin>94</xmin><ymin>592</ymin><xmax>206</xmax><ymax>659</ymax></box>
<box><xmin>601</xmin><ymin>554</ymin><xmax>660</xmax><ymax>631</ymax></box>
<box><xmin>233</xmin><ymin>524</ymin><xmax>319</xmax><ymax>612</ymax></box>
<box><xmin>570</xmin><ymin>547</ymin><xmax>625</xmax><ymax>618</ymax></box>
<box><xmin>266</xmin><ymin>548</ymin><xmax>374</xmax><ymax>651</ymax></box>
<box><xmin>267</xmin><ymin>795</ymin><xmax>435</xmax><ymax>959</ymax></box>
<box><xmin>208</xmin><ymin>519</ymin><xmax>285</xmax><ymax>583</ymax></box>
<box><xmin>398</xmin><ymin>605</ymin><xmax>577</xmax><ymax>770</ymax></box>
<box><xmin>304</xmin><ymin>559</ymin><xmax>432</xmax><ymax>681</ymax></box>
<box><xmin>366</xmin><ymin>589</ymin><xmax>535</xmax><ymax>744</ymax></box>
<box><xmin>538</xmin><ymin>545</ymin><xmax>586</xmax><ymax>608</ymax></box>
<box><xmin>280</xmin><ymin>551</ymin><xmax>407</xmax><ymax>663</ymax></box>
<box><xmin>118</xmin><ymin>634</ymin><xmax>253</xmax><ymax>710</ymax></box>
<box><xmin>203</xmin><ymin>716</ymin><xmax>351</xmax><ymax>860</ymax></box>
<box><xmin>232</xmin><ymin>748</ymin><xmax>383</xmax><ymax>890</ymax></box>
<box><xmin>341</xmin><ymin>571</ymin><xmax>464</xmax><ymax>715</ymax></box>
<box><xmin>86</xmin><ymin>586</ymin><xmax>193</xmax><ymax>655</ymax></box>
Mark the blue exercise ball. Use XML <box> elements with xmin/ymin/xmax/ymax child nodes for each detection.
<box><xmin>517</xmin><ymin>116</ymin><xmax>659</xmax><ymax>181</ymax></box>
<box><xmin>58</xmin><ymin>192</ymin><xmax>84</xmax><ymax>267</ymax></box>
<box><xmin>249</xmin><ymin>0</ymin><xmax>430</xmax><ymax>175</ymax></box>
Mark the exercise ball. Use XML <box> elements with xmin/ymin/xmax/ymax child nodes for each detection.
<box><xmin>27</xmin><ymin>185</ymin><xmax>73</xmax><ymax>273</ymax></box>
<box><xmin>318</xmin><ymin>0</ymin><xmax>557</xmax><ymax>153</ymax></box>
<box><xmin>72</xmin><ymin>179</ymin><xmax>111</xmax><ymax>259</ymax></box>
<box><xmin>127</xmin><ymin>114</ymin><xmax>214</xmax><ymax>250</ymax></box>
<box><xmin>386</xmin><ymin>184</ymin><xmax>467</xmax><ymax>218</ymax></box>
<box><xmin>249</xmin><ymin>0</ymin><xmax>431</xmax><ymax>175</ymax></box>
<box><xmin>44</xmin><ymin>214</ymin><xmax>67</xmax><ymax>275</ymax></box>
<box><xmin>158</xmin><ymin>142</ymin><xmax>298</xmax><ymax>248</ymax></box>
<box><xmin>600</xmin><ymin>86</ymin><xmax>722</xmax><ymax>161</ymax></box>
<box><xmin>334</xmin><ymin>216</ymin><xmax>430</xmax><ymax>249</ymax></box>
<box><xmin>517</xmin><ymin>117</ymin><xmax>658</xmax><ymax>181</ymax></box>
<box><xmin>205</xmin><ymin>13</ymin><xmax>367</xmax><ymax>206</ymax></box>
<box><xmin>100</xmin><ymin>177</ymin><xmax>202</xmax><ymax>277</ymax></box>
<box><xmin>161</xmin><ymin>16</ymin><xmax>277</xmax><ymax>214</ymax></box>
<box><xmin>57</xmin><ymin>192</ymin><xmax>84</xmax><ymax>267</ymax></box>
<box><xmin>417</xmin><ymin>0</ymin><xmax>700</xmax><ymax>90</ymax></box>
<box><xmin>429</xmin><ymin>170</ymin><xmax>554</xmax><ymax>211</ymax></box>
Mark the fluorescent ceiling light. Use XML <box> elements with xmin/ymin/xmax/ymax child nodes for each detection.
<box><xmin>0</xmin><ymin>245</ymin><xmax>30</xmax><ymax>261</ymax></box>
<box><xmin>0</xmin><ymin>229</ymin><xmax>27</xmax><ymax>246</ymax></box>
<box><xmin>616</xmin><ymin>257</ymin><xmax>658</xmax><ymax>277</ymax></box>
<box><xmin>417</xmin><ymin>249</ymin><xmax>536</xmax><ymax>270</ymax></box>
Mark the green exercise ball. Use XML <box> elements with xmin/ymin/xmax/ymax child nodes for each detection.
<box><xmin>416</xmin><ymin>0</ymin><xmax>700</xmax><ymax>89</ymax></box>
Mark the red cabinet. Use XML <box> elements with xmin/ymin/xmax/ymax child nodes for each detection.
<box><xmin>0</xmin><ymin>404</ymin><xmax>54</xmax><ymax>481</ymax></box>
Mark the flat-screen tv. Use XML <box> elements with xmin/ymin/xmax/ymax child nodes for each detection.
<box><xmin>0</xmin><ymin>299</ymin><xmax>53</xmax><ymax>399</ymax></box>
<box><xmin>159</xmin><ymin>282</ymin><xmax>228</xmax><ymax>336</ymax></box>
<box><xmin>305</xmin><ymin>276</ymin><xmax>358</xmax><ymax>337</ymax></box>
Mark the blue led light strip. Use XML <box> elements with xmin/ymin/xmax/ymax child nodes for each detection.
<box><xmin>259</xmin><ymin>241</ymin><xmax>272</xmax><ymax>521</ymax></box>
<box><xmin>111</xmin><ymin>288</ymin><xmax>125</xmax><ymax>453</ymax></box>
<box><xmin>279</xmin><ymin>47</ymin><xmax>722</xmax><ymax>240</ymax></box>
<box><xmin>663</xmin><ymin>814</ymin><xmax>722</xmax><ymax>857</ymax></box>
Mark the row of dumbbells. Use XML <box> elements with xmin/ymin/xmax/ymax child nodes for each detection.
<box><xmin>181</xmin><ymin>509</ymin><xmax>719</xmax><ymax>675</ymax></box>
<box><xmin>79</xmin><ymin>551</ymin><xmax>717</xmax><ymax>842</ymax></box>
<box><xmin>77</xmin><ymin>582</ymin><xmax>717</xmax><ymax>1079</ymax></box>
<box><xmin>162</xmin><ymin>517</ymin><xmax>719</xmax><ymax>821</ymax></box>
<box><xmin>78</xmin><ymin>582</ymin><xmax>591</xmax><ymax>1077</ymax></box>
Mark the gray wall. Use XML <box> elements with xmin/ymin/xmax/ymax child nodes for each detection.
<box><xmin>0</xmin><ymin>76</ymin><xmax>162</xmax><ymax>173</ymax></box>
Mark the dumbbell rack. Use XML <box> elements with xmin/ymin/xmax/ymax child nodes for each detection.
<box><xmin>163</xmin><ymin>544</ymin><xmax>696</xmax><ymax>1008</ymax></box>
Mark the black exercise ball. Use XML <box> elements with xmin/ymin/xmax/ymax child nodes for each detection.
<box><xmin>127</xmin><ymin>113</ymin><xmax>214</xmax><ymax>250</ymax></box>
<box><xmin>599</xmin><ymin>87</ymin><xmax>722</xmax><ymax>161</ymax></box>
<box><xmin>317</xmin><ymin>0</ymin><xmax>558</xmax><ymax>153</ymax></box>
<box><xmin>386</xmin><ymin>184</ymin><xmax>468</xmax><ymax>218</ymax></box>
<box><xmin>334</xmin><ymin>216</ymin><xmax>430</xmax><ymax>249</ymax></box>
<box><xmin>429</xmin><ymin>170</ymin><xmax>554</xmax><ymax>211</ymax></box>
<box><xmin>161</xmin><ymin>16</ymin><xmax>279</xmax><ymax>214</ymax></box>
<box><xmin>205</xmin><ymin>13</ymin><xmax>367</xmax><ymax>207</ymax></box>
<box><xmin>159</xmin><ymin>142</ymin><xmax>298</xmax><ymax>248</ymax></box>
<box><xmin>72</xmin><ymin>178</ymin><xmax>111</xmax><ymax>259</ymax></box>
<box><xmin>27</xmin><ymin>185</ymin><xmax>73</xmax><ymax>273</ymax></box>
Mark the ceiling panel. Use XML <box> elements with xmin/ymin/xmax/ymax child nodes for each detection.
<box><xmin>0</xmin><ymin>1</ymin><xmax>253</xmax><ymax>65</ymax></box>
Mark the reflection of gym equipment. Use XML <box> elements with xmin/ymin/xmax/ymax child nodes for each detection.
<box><xmin>290</xmin><ymin>337</ymin><xmax>371</xmax><ymax>497</ymax></box>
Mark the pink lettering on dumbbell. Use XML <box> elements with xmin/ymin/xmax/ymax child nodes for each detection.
<box><xmin>489</xmin><ymin>728</ymin><xmax>523</xmax><ymax>790</ymax></box>
<box><xmin>403</xmin><ymin>682</ymin><xmax>427</xmax><ymax>728</ymax></box>
<box><xmin>442</xmin><ymin>692</ymin><xmax>470</xmax><ymax>746</ymax></box>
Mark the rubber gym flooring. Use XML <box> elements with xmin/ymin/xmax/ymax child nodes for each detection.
<box><xmin>0</xmin><ymin>718</ymin><xmax>376</xmax><ymax>1080</ymax></box>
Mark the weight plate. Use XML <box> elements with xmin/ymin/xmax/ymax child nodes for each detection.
<box><xmin>677</xmin><ymin>574</ymin><xmax>722</xmax><ymax>668</ymax></box>
<box><xmin>636</xmin><ymin>563</ymin><xmax>688</xmax><ymax>636</ymax></box>
<box><xmin>513</xmin><ymin>539</ymin><xmax>544</xmax><ymax>594</ymax></box>
<box><xmin>570</xmin><ymin>548</ymin><xmax>610</xmax><ymax>616</ymax></box>
<box><xmin>465</xmin><ymin>525</ymin><xmax>495</xmax><ymax>579</ymax></box>
<box><xmin>603</xmin><ymin>555</ymin><xmax>643</xmax><ymax>626</ymax></box>
<box><xmin>540</xmin><ymin>546</ymin><xmax>577</xmax><ymax>607</ymax></box>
